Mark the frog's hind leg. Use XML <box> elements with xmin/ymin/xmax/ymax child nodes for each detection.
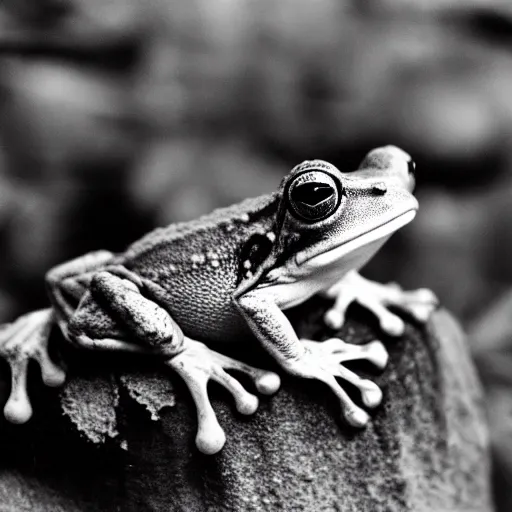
<box><xmin>67</xmin><ymin>270</ymin><xmax>184</xmax><ymax>355</ymax></box>
<box><xmin>46</xmin><ymin>250</ymin><xmax>116</xmax><ymax>324</ymax></box>
<box><xmin>0</xmin><ymin>251</ymin><xmax>117</xmax><ymax>424</ymax></box>
<box><xmin>0</xmin><ymin>309</ymin><xmax>66</xmax><ymax>423</ymax></box>
<box><xmin>69</xmin><ymin>271</ymin><xmax>281</xmax><ymax>454</ymax></box>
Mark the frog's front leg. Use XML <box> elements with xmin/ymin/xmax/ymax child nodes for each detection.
<box><xmin>237</xmin><ymin>290</ymin><xmax>388</xmax><ymax>427</ymax></box>
<box><xmin>322</xmin><ymin>270</ymin><xmax>439</xmax><ymax>336</ymax></box>
<box><xmin>69</xmin><ymin>271</ymin><xmax>280</xmax><ymax>454</ymax></box>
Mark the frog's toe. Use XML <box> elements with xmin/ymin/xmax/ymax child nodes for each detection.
<box><xmin>344</xmin><ymin>407</ymin><xmax>371</xmax><ymax>428</ymax></box>
<box><xmin>292</xmin><ymin>360</ymin><xmax>371</xmax><ymax>427</ymax></box>
<box><xmin>360</xmin><ymin>300</ymin><xmax>406</xmax><ymax>336</ymax></box>
<box><xmin>211</xmin><ymin>366</ymin><xmax>259</xmax><ymax>415</ymax></box>
<box><xmin>393</xmin><ymin>288</ymin><xmax>439</xmax><ymax>322</ymax></box>
<box><xmin>313</xmin><ymin>337</ymin><xmax>389</xmax><ymax>369</ymax></box>
<box><xmin>0</xmin><ymin>309</ymin><xmax>65</xmax><ymax>424</ymax></box>
<box><xmin>196</xmin><ymin>420</ymin><xmax>226</xmax><ymax>456</ymax></box>
<box><xmin>213</xmin><ymin>352</ymin><xmax>281</xmax><ymax>396</ymax></box>
<box><xmin>3</xmin><ymin>359</ymin><xmax>32</xmax><ymax>424</ymax></box>
<box><xmin>254</xmin><ymin>372</ymin><xmax>281</xmax><ymax>395</ymax></box>
<box><xmin>324</xmin><ymin>309</ymin><xmax>345</xmax><ymax>330</ymax></box>
<box><xmin>189</xmin><ymin>381</ymin><xmax>227</xmax><ymax>455</ymax></box>
<box><xmin>34</xmin><ymin>345</ymin><xmax>67</xmax><ymax>387</ymax></box>
<box><xmin>315</xmin><ymin>371</ymin><xmax>372</xmax><ymax>428</ymax></box>
<box><xmin>361</xmin><ymin>340</ymin><xmax>389</xmax><ymax>370</ymax></box>
<box><xmin>322</xmin><ymin>287</ymin><xmax>354</xmax><ymax>330</ymax></box>
<box><xmin>331</xmin><ymin>362</ymin><xmax>384</xmax><ymax>409</ymax></box>
<box><xmin>190</xmin><ymin>381</ymin><xmax>226</xmax><ymax>455</ymax></box>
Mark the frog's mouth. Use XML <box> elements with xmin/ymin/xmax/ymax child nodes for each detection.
<box><xmin>296</xmin><ymin>209</ymin><xmax>416</xmax><ymax>268</ymax></box>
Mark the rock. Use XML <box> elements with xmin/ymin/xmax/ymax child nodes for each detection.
<box><xmin>0</xmin><ymin>301</ymin><xmax>493</xmax><ymax>511</ymax></box>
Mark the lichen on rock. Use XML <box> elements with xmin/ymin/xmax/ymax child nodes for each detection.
<box><xmin>120</xmin><ymin>372</ymin><xmax>176</xmax><ymax>421</ymax></box>
<box><xmin>60</xmin><ymin>374</ymin><xmax>120</xmax><ymax>444</ymax></box>
<box><xmin>59</xmin><ymin>368</ymin><xmax>177</xmax><ymax>444</ymax></box>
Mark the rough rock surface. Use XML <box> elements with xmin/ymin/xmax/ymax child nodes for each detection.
<box><xmin>0</xmin><ymin>300</ymin><xmax>493</xmax><ymax>511</ymax></box>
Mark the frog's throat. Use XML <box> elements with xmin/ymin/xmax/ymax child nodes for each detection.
<box><xmin>296</xmin><ymin>209</ymin><xmax>416</xmax><ymax>268</ymax></box>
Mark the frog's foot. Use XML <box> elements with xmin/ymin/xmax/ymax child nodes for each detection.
<box><xmin>166</xmin><ymin>339</ymin><xmax>281</xmax><ymax>455</ymax></box>
<box><xmin>292</xmin><ymin>337</ymin><xmax>388</xmax><ymax>427</ymax></box>
<box><xmin>0</xmin><ymin>309</ymin><xmax>66</xmax><ymax>423</ymax></box>
<box><xmin>322</xmin><ymin>271</ymin><xmax>438</xmax><ymax>336</ymax></box>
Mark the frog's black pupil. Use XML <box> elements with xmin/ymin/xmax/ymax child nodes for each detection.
<box><xmin>292</xmin><ymin>183</ymin><xmax>334</xmax><ymax>206</ymax></box>
<box><xmin>408</xmin><ymin>159</ymin><xmax>416</xmax><ymax>175</ymax></box>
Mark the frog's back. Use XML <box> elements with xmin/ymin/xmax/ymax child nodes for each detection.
<box><xmin>122</xmin><ymin>193</ymin><xmax>280</xmax><ymax>343</ymax></box>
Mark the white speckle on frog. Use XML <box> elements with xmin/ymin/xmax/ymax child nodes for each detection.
<box><xmin>239</xmin><ymin>213</ymin><xmax>250</xmax><ymax>223</ymax></box>
<box><xmin>191</xmin><ymin>254</ymin><xmax>203</xmax><ymax>264</ymax></box>
<box><xmin>169</xmin><ymin>264</ymin><xmax>177</xmax><ymax>273</ymax></box>
<box><xmin>243</xmin><ymin>260</ymin><xmax>252</xmax><ymax>270</ymax></box>
<box><xmin>211</xmin><ymin>260</ymin><xmax>220</xmax><ymax>268</ymax></box>
<box><xmin>266</xmin><ymin>232</ymin><xmax>276</xmax><ymax>242</ymax></box>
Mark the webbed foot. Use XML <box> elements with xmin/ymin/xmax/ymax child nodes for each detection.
<box><xmin>289</xmin><ymin>337</ymin><xmax>388</xmax><ymax>428</ymax></box>
<box><xmin>0</xmin><ymin>309</ymin><xmax>66</xmax><ymax>423</ymax></box>
<box><xmin>166</xmin><ymin>339</ymin><xmax>280</xmax><ymax>454</ymax></box>
<box><xmin>323</xmin><ymin>270</ymin><xmax>438</xmax><ymax>336</ymax></box>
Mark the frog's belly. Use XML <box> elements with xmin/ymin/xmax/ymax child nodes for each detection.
<box><xmin>170</xmin><ymin>299</ymin><xmax>251</xmax><ymax>345</ymax></box>
<box><xmin>145</xmin><ymin>273</ymin><xmax>251</xmax><ymax>345</ymax></box>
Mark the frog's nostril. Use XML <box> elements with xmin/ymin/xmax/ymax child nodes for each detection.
<box><xmin>371</xmin><ymin>182</ymin><xmax>388</xmax><ymax>195</ymax></box>
<box><xmin>407</xmin><ymin>159</ymin><xmax>416</xmax><ymax>175</ymax></box>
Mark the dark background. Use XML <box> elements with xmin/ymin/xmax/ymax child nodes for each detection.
<box><xmin>0</xmin><ymin>0</ymin><xmax>511</xmax><ymax>510</ymax></box>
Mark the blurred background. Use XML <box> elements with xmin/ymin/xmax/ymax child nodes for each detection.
<box><xmin>0</xmin><ymin>0</ymin><xmax>512</xmax><ymax>509</ymax></box>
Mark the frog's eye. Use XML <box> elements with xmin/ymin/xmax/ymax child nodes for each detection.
<box><xmin>287</xmin><ymin>171</ymin><xmax>341</xmax><ymax>222</ymax></box>
<box><xmin>408</xmin><ymin>159</ymin><xmax>416</xmax><ymax>175</ymax></box>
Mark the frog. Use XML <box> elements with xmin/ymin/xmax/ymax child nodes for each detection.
<box><xmin>0</xmin><ymin>145</ymin><xmax>438</xmax><ymax>454</ymax></box>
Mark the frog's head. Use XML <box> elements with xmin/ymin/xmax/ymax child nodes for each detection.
<box><xmin>257</xmin><ymin>146</ymin><xmax>418</xmax><ymax>287</ymax></box>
